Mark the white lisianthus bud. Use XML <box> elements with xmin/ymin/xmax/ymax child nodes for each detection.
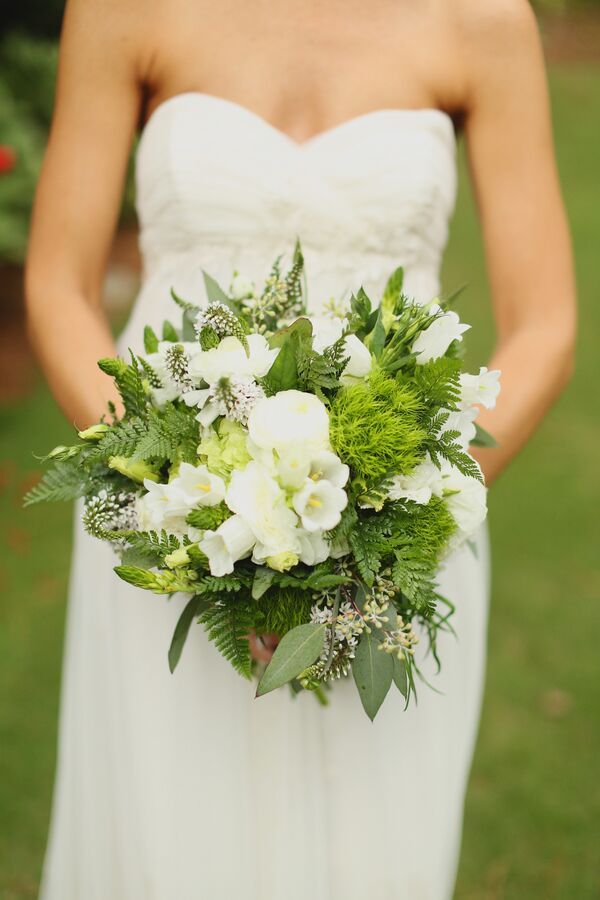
<box><xmin>459</xmin><ymin>367</ymin><xmax>501</xmax><ymax>410</ymax></box>
<box><xmin>292</xmin><ymin>479</ymin><xmax>348</xmax><ymax>532</ymax></box>
<box><xmin>413</xmin><ymin>310</ymin><xmax>470</xmax><ymax>364</ymax></box>
<box><xmin>341</xmin><ymin>334</ymin><xmax>372</xmax><ymax>382</ymax></box>
<box><xmin>248</xmin><ymin>390</ymin><xmax>331</xmax><ymax>454</ymax></box>
<box><xmin>230</xmin><ymin>274</ymin><xmax>255</xmax><ymax>300</ymax></box>
<box><xmin>199</xmin><ymin>515</ymin><xmax>255</xmax><ymax>576</ymax></box>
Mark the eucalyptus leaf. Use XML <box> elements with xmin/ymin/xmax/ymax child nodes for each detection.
<box><xmin>392</xmin><ymin>657</ymin><xmax>408</xmax><ymax>698</ymax></box>
<box><xmin>471</xmin><ymin>423</ymin><xmax>498</xmax><ymax>448</ymax></box>
<box><xmin>256</xmin><ymin>622</ymin><xmax>326</xmax><ymax>696</ymax></box>
<box><xmin>352</xmin><ymin>630</ymin><xmax>393</xmax><ymax>720</ymax></box>
<box><xmin>168</xmin><ymin>594</ymin><xmax>206</xmax><ymax>673</ymax></box>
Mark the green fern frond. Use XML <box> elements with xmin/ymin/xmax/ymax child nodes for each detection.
<box><xmin>199</xmin><ymin>596</ymin><xmax>254</xmax><ymax>679</ymax></box>
<box><xmin>412</xmin><ymin>357</ymin><xmax>462</xmax><ymax>411</ymax></box>
<box><xmin>23</xmin><ymin>457</ymin><xmax>95</xmax><ymax>506</ymax></box>
<box><xmin>97</xmin><ymin>352</ymin><xmax>147</xmax><ymax>418</ymax></box>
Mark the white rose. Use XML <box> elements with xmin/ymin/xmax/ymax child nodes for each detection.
<box><xmin>226</xmin><ymin>461</ymin><xmax>299</xmax><ymax>555</ymax></box>
<box><xmin>189</xmin><ymin>333</ymin><xmax>278</xmax><ymax>384</ymax></box>
<box><xmin>199</xmin><ymin>515</ymin><xmax>255</xmax><ymax>576</ymax></box>
<box><xmin>388</xmin><ymin>456</ymin><xmax>442</xmax><ymax>505</ymax></box>
<box><xmin>459</xmin><ymin>367</ymin><xmax>501</xmax><ymax>410</ymax></box>
<box><xmin>170</xmin><ymin>462</ymin><xmax>226</xmax><ymax>508</ymax></box>
<box><xmin>413</xmin><ymin>310</ymin><xmax>470</xmax><ymax>364</ymax></box>
<box><xmin>248</xmin><ymin>390</ymin><xmax>331</xmax><ymax>454</ymax></box>
<box><xmin>292</xmin><ymin>478</ymin><xmax>348</xmax><ymax>532</ymax></box>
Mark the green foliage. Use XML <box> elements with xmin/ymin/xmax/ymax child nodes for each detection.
<box><xmin>120</xmin><ymin>530</ymin><xmax>181</xmax><ymax>563</ymax></box>
<box><xmin>97</xmin><ymin>353</ymin><xmax>147</xmax><ymax>418</ymax></box>
<box><xmin>198</xmin><ymin>596</ymin><xmax>254</xmax><ymax>679</ymax></box>
<box><xmin>284</xmin><ymin>238</ymin><xmax>305</xmax><ymax>310</ymax></box>
<box><xmin>351</xmin><ymin>630</ymin><xmax>394</xmax><ymax>720</ymax></box>
<box><xmin>329</xmin><ymin>369</ymin><xmax>427</xmax><ymax>484</ymax></box>
<box><xmin>162</xmin><ymin>320</ymin><xmax>179</xmax><ymax>342</ymax></box>
<box><xmin>143</xmin><ymin>325</ymin><xmax>159</xmax><ymax>354</ymax></box>
<box><xmin>411</xmin><ymin>357</ymin><xmax>462</xmax><ymax>411</ymax></box>
<box><xmin>87</xmin><ymin>418</ymin><xmax>149</xmax><ymax>461</ymax></box>
<box><xmin>168</xmin><ymin>595</ymin><xmax>209</xmax><ymax>673</ymax></box>
<box><xmin>185</xmin><ymin>503</ymin><xmax>230</xmax><ymax>531</ymax></box>
<box><xmin>262</xmin><ymin>318</ymin><xmax>312</xmax><ymax>393</ymax></box>
<box><xmin>131</xmin><ymin>404</ymin><xmax>199</xmax><ymax>464</ymax></box>
<box><xmin>296</xmin><ymin>337</ymin><xmax>341</xmax><ymax>397</ymax></box>
<box><xmin>255</xmin><ymin>588</ymin><xmax>314</xmax><ymax>636</ymax></box>
<box><xmin>256</xmin><ymin>622</ymin><xmax>327</xmax><ymax>696</ymax></box>
<box><xmin>429</xmin><ymin>430</ymin><xmax>484</xmax><ymax>482</ymax></box>
<box><xmin>349</xmin><ymin>522</ymin><xmax>384</xmax><ymax>586</ymax></box>
<box><xmin>23</xmin><ymin>455</ymin><xmax>96</xmax><ymax>506</ymax></box>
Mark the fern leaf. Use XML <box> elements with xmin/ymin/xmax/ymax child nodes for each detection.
<box><xmin>199</xmin><ymin>595</ymin><xmax>254</xmax><ymax>679</ymax></box>
<box><xmin>23</xmin><ymin>458</ymin><xmax>94</xmax><ymax>506</ymax></box>
<box><xmin>349</xmin><ymin>524</ymin><xmax>383</xmax><ymax>586</ymax></box>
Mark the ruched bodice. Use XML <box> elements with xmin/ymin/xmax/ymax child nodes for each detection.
<box><xmin>124</xmin><ymin>93</ymin><xmax>457</xmax><ymax>347</ymax></box>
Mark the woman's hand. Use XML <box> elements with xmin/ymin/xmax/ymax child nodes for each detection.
<box><xmin>249</xmin><ymin>632</ymin><xmax>280</xmax><ymax>664</ymax></box>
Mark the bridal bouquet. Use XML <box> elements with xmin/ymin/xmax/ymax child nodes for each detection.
<box><xmin>26</xmin><ymin>244</ymin><xmax>499</xmax><ymax>718</ymax></box>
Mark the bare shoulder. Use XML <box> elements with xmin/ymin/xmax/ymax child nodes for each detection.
<box><xmin>449</xmin><ymin>0</ymin><xmax>539</xmax><ymax>41</ymax></box>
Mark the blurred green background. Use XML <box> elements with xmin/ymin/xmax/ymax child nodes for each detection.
<box><xmin>1</xmin><ymin>4</ymin><xmax>599</xmax><ymax>899</ymax></box>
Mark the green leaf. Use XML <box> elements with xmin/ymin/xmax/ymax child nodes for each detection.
<box><xmin>170</xmin><ymin>287</ymin><xmax>200</xmax><ymax>313</ymax></box>
<box><xmin>365</xmin><ymin>307</ymin><xmax>386</xmax><ymax>359</ymax></box>
<box><xmin>181</xmin><ymin>309</ymin><xmax>197</xmax><ymax>341</ymax></box>
<box><xmin>256</xmin><ymin>622</ymin><xmax>327</xmax><ymax>696</ymax></box>
<box><xmin>120</xmin><ymin>545</ymin><xmax>161</xmax><ymax>569</ymax></box>
<box><xmin>262</xmin><ymin>320</ymin><xmax>312</xmax><ymax>392</ymax></box>
<box><xmin>392</xmin><ymin>657</ymin><xmax>408</xmax><ymax>698</ymax></box>
<box><xmin>168</xmin><ymin>594</ymin><xmax>207</xmax><ymax>673</ymax></box>
<box><xmin>380</xmin><ymin>266</ymin><xmax>404</xmax><ymax>332</ymax></box>
<box><xmin>162</xmin><ymin>320</ymin><xmax>179</xmax><ymax>342</ymax></box>
<box><xmin>471</xmin><ymin>423</ymin><xmax>498</xmax><ymax>448</ymax></box>
<box><xmin>203</xmin><ymin>270</ymin><xmax>231</xmax><ymax>305</ymax></box>
<box><xmin>252</xmin><ymin>567</ymin><xmax>276</xmax><ymax>600</ymax></box>
<box><xmin>143</xmin><ymin>325</ymin><xmax>159</xmax><ymax>354</ymax></box>
<box><xmin>351</xmin><ymin>630</ymin><xmax>393</xmax><ymax>720</ymax></box>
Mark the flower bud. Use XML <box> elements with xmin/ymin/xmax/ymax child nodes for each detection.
<box><xmin>164</xmin><ymin>548</ymin><xmax>191</xmax><ymax>569</ymax></box>
<box><xmin>78</xmin><ymin>423</ymin><xmax>110</xmax><ymax>441</ymax></box>
<box><xmin>108</xmin><ymin>455</ymin><xmax>161</xmax><ymax>484</ymax></box>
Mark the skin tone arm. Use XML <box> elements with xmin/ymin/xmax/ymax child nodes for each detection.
<box><xmin>25</xmin><ymin>0</ymin><xmax>145</xmax><ymax>428</ymax></box>
<box><xmin>454</xmin><ymin>1</ymin><xmax>576</xmax><ymax>484</ymax></box>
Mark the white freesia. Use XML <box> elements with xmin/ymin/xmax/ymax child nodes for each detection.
<box><xmin>388</xmin><ymin>456</ymin><xmax>442</xmax><ymax>505</ymax></box>
<box><xmin>292</xmin><ymin>478</ymin><xmax>348</xmax><ymax>532</ymax></box>
<box><xmin>308</xmin><ymin>451</ymin><xmax>350</xmax><ymax>489</ymax></box>
<box><xmin>413</xmin><ymin>309</ymin><xmax>470</xmax><ymax>364</ymax></box>
<box><xmin>226</xmin><ymin>461</ymin><xmax>299</xmax><ymax>556</ymax></box>
<box><xmin>170</xmin><ymin>463</ymin><xmax>226</xmax><ymax>507</ymax></box>
<box><xmin>310</xmin><ymin>316</ymin><xmax>344</xmax><ymax>352</ymax></box>
<box><xmin>135</xmin><ymin>479</ymin><xmax>189</xmax><ymax>534</ymax></box>
<box><xmin>248</xmin><ymin>390</ymin><xmax>330</xmax><ymax>454</ymax></box>
<box><xmin>459</xmin><ymin>367</ymin><xmax>501</xmax><ymax>410</ymax></box>
<box><xmin>276</xmin><ymin>448</ymin><xmax>311</xmax><ymax>489</ymax></box>
<box><xmin>297</xmin><ymin>530</ymin><xmax>331</xmax><ymax>565</ymax></box>
<box><xmin>199</xmin><ymin>515</ymin><xmax>255</xmax><ymax>576</ymax></box>
<box><xmin>437</xmin><ymin>464</ymin><xmax>487</xmax><ymax>539</ymax></box>
<box><xmin>189</xmin><ymin>333</ymin><xmax>278</xmax><ymax>384</ymax></box>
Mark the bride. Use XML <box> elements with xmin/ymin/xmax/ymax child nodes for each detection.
<box><xmin>26</xmin><ymin>1</ymin><xmax>575</xmax><ymax>897</ymax></box>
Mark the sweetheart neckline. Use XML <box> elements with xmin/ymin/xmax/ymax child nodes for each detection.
<box><xmin>138</xmin><ymin>90</ymin><xmax>456</xmax><ymax>154</ymax></box>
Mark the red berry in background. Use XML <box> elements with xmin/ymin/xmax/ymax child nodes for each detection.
<box><xmin>0</xmin><ymin>145</ymin><xmax>16</xmax><ymax>174</ymax></box>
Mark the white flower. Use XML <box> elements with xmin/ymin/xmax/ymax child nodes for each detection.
<box><xmin>135</xmin><ymin>479</ymin><xmax>189</xmax><ymax>534</ymax></box>
<box><xmin>388</xmin><ymin>456</ymin><xmax>442</xmax><ymax>505</ymax></box>
<box><xmin>188</xmin><ymin>333</ymin><xmax>278</xmax><ymax>384</ymax></box>
<box><xmin>438</xmin><ymin>464</ymin><xmax>487</xmax><ymax>539</ymax></box>
<box><xmin>442</xmin><ymin>406</ymin><xmax>478</xmax><ymax>450</ymax></box>
<box><xmin>460</xmin><ymin>367</ymin><xmax>501</xmax><ymax>410</ymax></box>
<box><xmin>341</xmin><ymin>334</ymin><xmax>372</xmax><ymax>382</ymax></box>
<box><xmin>171</xmin><ymin>463</ymin><xmax>226</xmax><ymax>507</ymax></box>
<box><xmin>230</xmin><ymin>274</ymin><xmax>255</xmax><ymax>300</ymax></box>
<box><xmin>276</xmin><ymin>448</ymin><xmax>311</xmax><ymax>489</ymax></box>
<box><xmin>308</xmin><ymin>451</ymin><xmax>350</xmax><ymax>489</ymax></box>
<box><xmin>248</xmin><ymin>390</ymin><xmax>331</xmax><ymax>454</ymax></box>
<box><xmin>413</xmin><ymin>310</ymin><xmax>470</xmax><ymax>364</ymax></box>
<box><xmin>309</xmin><ymin>317</ymin><xmax>372</xmax><ymax>382</ymax></box>
<box><xmin>310</xmin><ymin>316</ymin><xmax>344</xmax><ymax>352</ymax></box>
<box><xmin>199</xmin><ymin>515</ymin><xmax>255</xmax><ymax>576</ymax></box>
<box><xmin>297</xmin><ymin>530</ymin><xmax>331</xmax><ymax>565</ymax></box>
<box><xmin>144</xmin><ymin>341</ymin><xmax>202</xmax><ymax>404</ymax></box>
<box><xmin>226</xmin><ymin>462</ymin><xmax>299</xmax><ymax>556</ymax></box>
<box><xmin>292</xmin><ymin>479</ymin><xmax>348</xmax><ymax>532</ymax></box>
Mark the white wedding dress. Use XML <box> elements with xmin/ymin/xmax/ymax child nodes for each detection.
<box><xmin>41</xmin><ymin>93</ymin><xmax>490</xmax><ymax>900</ymax></box>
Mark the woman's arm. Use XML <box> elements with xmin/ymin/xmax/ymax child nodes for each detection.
<box><xmin>26</xmin><ymin>0</ymin><xmax>145</xmax><ymax>428</ymax></box>
<box><xmin>457</xmin><ymin>1</ymin><xmax>576</xmax><ymax>483</ymax></box>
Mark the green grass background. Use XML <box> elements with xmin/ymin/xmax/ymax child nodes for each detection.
<box><xmin>1</xmin><ymin>65</ymin><xmax>599</xmax><ymax>899</ymax></box>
